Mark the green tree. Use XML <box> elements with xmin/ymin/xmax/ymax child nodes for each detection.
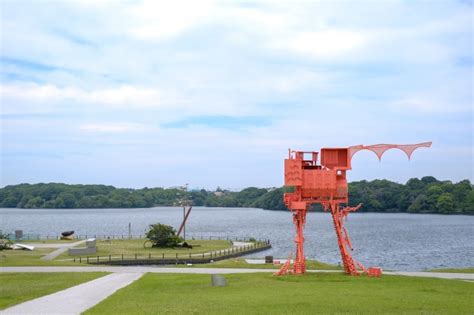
<box><xmin>1</xmin><ymin>196</ymin><xmax>19</xmax><ymax>207</ymax></box>
<box><xmin>408</xmin><ymin>194</ymin><xmax>428</xmax><ymax>213</ymax></box>
<box><xmin>146</xmin><ymin>223</ymin><xmax>183</xmax><ymax>248</ymax></box>
<box><xmin>437</xmin><ymin>193</ymin><xmax>455</xmax><ymax>214</ymax></box>
<box><xmin>24</xmin><ymin>196</ymin><xmax>44</xmax><ymax>208</ymax></box>
<box><xmin>58</xmin><ymin>192</ymin><xmax>76</xmax><ymax>208</ymax></box>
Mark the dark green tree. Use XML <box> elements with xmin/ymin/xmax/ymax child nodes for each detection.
<box><xmin>145</xmin><ymin>223</ymin><xmax>183</xmax><ymax>248</ymax></box>
<box><xmin>437</xmin><ymin>193</ymin><xmax>455</xmax><ymax>214</ymax></box>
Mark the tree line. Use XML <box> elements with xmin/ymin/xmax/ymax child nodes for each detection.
<box><xmin>0</xmin><ymin>176</ymin><xmax>472</xmax><ymax>214</ymax></box>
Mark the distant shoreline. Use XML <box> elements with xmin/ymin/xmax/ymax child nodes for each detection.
<box><xmin>0</xmin><ymin>206</ymin><xmax>472</xmax><ymax>215</ymax></box>
<box><xmin>1</xmin><ymin>178</ymin><xmax>472</xmax><ymax>215</ymax></box>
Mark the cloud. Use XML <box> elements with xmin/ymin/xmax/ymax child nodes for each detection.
<box><xmin>267</xmin><ymin>30</ymin><xmax>367</xmax><ymax>60</ymax></box>
<box><xmin>391</xmin><ymin>97</ymin><xmax>472</xmax><ymax>114</ymax></box>
<box><xmin>1</xmin><ymin>0</ymin><xmax>472</xmax><ymax>187</ymax></box>
<box><xmin>162</xmin><ymin>115</ymin><xmax>271</xmax><ymax>130</ymax></box>
<box><xmin>79</xmin><ymin>123</ymin><xmax>153</xmax><ymax>133</ymax></box>
<box><xmin>1</xmin><ymin>83</ymin><xmax>161</xmax><ymax>111</ymax></box>
<box><xmin>128</xmin><ymin>0</ymin><xmax>216</xmax><ymax>40</ymax></box>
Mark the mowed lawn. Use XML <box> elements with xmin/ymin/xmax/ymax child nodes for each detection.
<box><xmin>85</xmin><ymin>272</ymin><xmax>474</xmax><ymax>314</ymax></box>
<box><xmin>55</xmin><ymin>239</ymin><xmax>233</xmax><ymax>260</ymax></box>
<box><xmin>0</xmin><ymin>239</ymin><xmax>233</xmax><ymax>266</ymax></box>
<box><xmin>192</xmin><ymin>258</ymin><xmax>341</xmax><ymax>270</ymax></box>
<box><xmin>0</xmin><ymin>272</ymin><xmax>109</xmax><ymax>309</ymax></box>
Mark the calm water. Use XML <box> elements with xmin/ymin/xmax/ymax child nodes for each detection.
<box><xmin>1</xmin><ymin>207</ymin><xmax>473</xmax><ymax>271</ymax></box>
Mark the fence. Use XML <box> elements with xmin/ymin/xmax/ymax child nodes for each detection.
<box><xmin>25</xmin><ymin>235</ymin><xmax>267</xmax><ymax>242</ymax></box>
<box><xmin>73</xmin><ymin>240</ymin><xmax>271</xmax><ymax>266</ymax></box>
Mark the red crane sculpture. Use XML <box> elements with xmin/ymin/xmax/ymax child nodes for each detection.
<box><xmin>275</xmin><ymin>142</ymin><xmax>432</xmax><ymax>276</ymax></box>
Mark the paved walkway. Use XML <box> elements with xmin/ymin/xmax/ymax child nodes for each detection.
<box><xmin>384</xmin><ymin>271</ymin><xmax>474</xmax><ymax>281</ymax></box>
<box><xmin>232</xmin><ymin>241</ymin><xmax>252</xmax><ymax>247</ymax></box>
<box><xmin>40</xmin><ymin>241</ymin><xmax>86</xmax><ymax>261</ymax></box>
<box><xmin>0</xmin><ymin>272</ymin><xmax>143</xmax><ymax>315</ymax></box>
<box><xmin>1</xmin><ymin>266</ymin><xmax>473</xmax><ymax>280</ymax></box>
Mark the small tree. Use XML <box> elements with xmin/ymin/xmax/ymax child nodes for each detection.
<box><xmin>0</xmin><ymin>231</ymin><xmax>12</xmax><ymax>251</ymax></box>
<box><xmin>146</xmin><ymin>223</ymin><xmax>183</xmax><ymax>248</ymax></box>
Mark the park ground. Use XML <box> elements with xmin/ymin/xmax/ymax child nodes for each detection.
<box><xmin>1</xmin><ymin>239</ymin><xmax>473</xmax><ymax>314</ymax></box>
<box><xmin>0</xmin><ymin>272</ymin><xmax>108</xmax><ymax>309</ymax></box>
<box><xmin>1</xmin><ymin>271</ymin><xmax>473</xmax><ymax>314</ymax></box>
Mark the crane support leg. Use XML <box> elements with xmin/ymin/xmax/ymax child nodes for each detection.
<box><xmin>329</xmin><ymin>201</ymin><xmax>361</xmax><ymax>275</ymax></box>
<box><xmin>293</xmin><ymin>209</ymin><xmax>307</xmax><ymax>274</ymax></box>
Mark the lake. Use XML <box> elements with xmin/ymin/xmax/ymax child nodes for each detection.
<box><xmin>1</xmin><ymin>207</ymin><xmax>473</xmax><ymax>271</ymax></box>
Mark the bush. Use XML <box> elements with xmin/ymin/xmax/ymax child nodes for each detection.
<box><xmin>145</xmin><ymin>223</ymin><xmax>183</xmax><ymax>248</ymax></box>
<box><xmin>0</xmin><ymin>232</ymin><xmax>12</xmax><ymax>251</ymax></box>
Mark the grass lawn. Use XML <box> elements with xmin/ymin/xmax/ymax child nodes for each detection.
<box><xmin>0</xmin><ymin>248</ymin><xmax>79</xmax><ymax>266</ymax></box>
<box><xmin>0</xmin><ymin>272</ymin><xmax>108</xmax><ymax>310</ymax></box>
<box><xmin>56</xmin><ymin>239</ymin><xmax>233</xmax><ymax>260</ymax></box>
<box><xmin>85</xmin><ymin>272</ymin><xmax>474</xmax><ymax>315</ymax></box>
<box><xmin>428</xmin><ymin>268</ymin><xmax>474</xmax><ymax>273</ymax></box>
<box><xmin>18</xmin><ymin>239</ymin><xmax>78</xmax><ymax>244</ymax></box>
<box><xmin>1</xmin><ymin>239</ymin><xmax>234</xmax><ymax>266</ymax></box>
<box><xmin>191</xmin><ymin>258</ymin><xmax>340</xmax><ymax>270</ymax></box>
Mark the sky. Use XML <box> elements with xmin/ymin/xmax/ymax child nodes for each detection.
<box><xmin>0</xmin><ymin>0</ymin><xmax>473</xmax><ymax>190</ymax></box>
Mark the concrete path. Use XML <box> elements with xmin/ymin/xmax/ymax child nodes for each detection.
<box><xmin>232</xmin><ymin>241</ymin><xmax>253</xmax><ymax>247</ymax></box>
<box><xmin>384</xmin><ymin>271</ymin><xmax>474</xmax><ymax>281</ymax></box>
<box><xmin>1</xmin><ymin>266</ymin><xmax>473</xmax><ymax>280</ymax></box>
<box><xmin>21</xmin><ymin>242</ymin><xmax>80</xmax><ymax>249</ymax></box>
<box><xmin>0</xmin><ymin>272</ymin><xmax>143</xmax><ymax>315</ymax></box>
<box><xmin>40</xmin><ymin>240</ymin><xmax>86</xmax><ymax>261</ymax></box>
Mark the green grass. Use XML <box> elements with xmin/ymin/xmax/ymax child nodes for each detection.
<box><xmin>56</xmin><ymin>239</ymin><xmax>233</xmax><ymax>259</ymax></box>
<box><xmin>428</xmin><ymin>268</ymin><xmax>474</xmax><ymax>273</ymax></box>
<box><xmin>190</xmin><ymin>258</ymin><xmax>340</xmax><ymax>270</ymax></box>
<box><xmin>85</xmin><ymin>272</ymin><xmax>474</xmax><ymax>315</ymax></box>
<box><xmin>0</xmin><ymin>272</ymin><xmax>108</xmax><ymax>310</ymax></box>
<box><xmin>17</xmin><ymin>239</ymin><xmax>78</xmax><ymax>243</ymax></box>
<box><xmin>0</xmin><ymin>248</ymin><xmax>79</xmax><ymax>266</ymax></box>
<box><xmin>1</xmin><ymin>239</ymin><xmax>234</xmax><ymax>266</ymax></box>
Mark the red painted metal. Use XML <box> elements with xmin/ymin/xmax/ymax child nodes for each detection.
<box><xmin>177</xmin><ymin>206</ymin><xmax>193</xmax><ymax>237</ymax></box>
<box><xmin>275</xmin><ymin>142</ymin><xmax>432</xmax><ymax>276</ymax></box>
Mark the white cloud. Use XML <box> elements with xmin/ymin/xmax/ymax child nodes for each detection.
<box><xmin>128</xmin><ymin>0</ymin><xmax>216</xmax><ymax>40</ymax></box>
<box><xmin>79</xmin><ymin>123</ymin><xmax>153</xmax><ymax>133</ymax></box>
<box><xmin>391</xmin><ymin>97</ymin><xmax>472</xmax><ymax>114</ymax></box>
<box><xmin>1</xmin><ymin>83</ymin><xmax>161</xmax><ymax>109</ymax></box>
<box><xmin>1</xmin><ymin>0</ymin><xmax>472</xmax><ymax>186</ymax></box>
<box><xmin>267</xmin><ymin>30</ymin><xmax>367</xmax><ymax>59</ymax></box>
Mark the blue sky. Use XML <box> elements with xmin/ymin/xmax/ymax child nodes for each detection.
<box><xmin>0</xmin><ymin>0</ymin><xmax>472</xmax><ymax>189</ymax></box>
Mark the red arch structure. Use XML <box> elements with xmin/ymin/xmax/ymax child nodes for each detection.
<box><xmin>275</xmin><ymin>142</ymin><xmax>432</xmax><ymax>276</ymax></box>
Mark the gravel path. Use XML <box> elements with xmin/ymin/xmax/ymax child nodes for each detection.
<box><xmin>0</xmin><ymin>272</ymin><xmax>143</xmax><ymax>315</ymax></box>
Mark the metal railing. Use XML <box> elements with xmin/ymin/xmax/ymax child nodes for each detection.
<box><xmin>25</xmin><ymin>234</ymin><xmax>267</xmax><ymax>242</ymax></box>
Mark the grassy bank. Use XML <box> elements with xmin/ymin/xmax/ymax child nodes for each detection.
<box><xmin>0</xmin><ymin>272</ymin><xmax>108</xmax><ymax>309</ymax></box>
<box><xmin>85</xmin><ymin>272</ymin><xmax>474</xmax><ymax>314</ymax></box>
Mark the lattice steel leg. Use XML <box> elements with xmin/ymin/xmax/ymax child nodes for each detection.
<box><xmin>293</xmin><ymin>209</ymin><xmax>307</xmax><ymax>274</ymax></box>
<box><xmin>329</xmin><ymin>201</ymin><xmax>360</xmax><ymax>275</ymax></box>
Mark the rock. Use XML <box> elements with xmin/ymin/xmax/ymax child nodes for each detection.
<box><xmin>211</xmin><ymin>274</ymin><xmax>227</xmax><ymax>287</ymax></box>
